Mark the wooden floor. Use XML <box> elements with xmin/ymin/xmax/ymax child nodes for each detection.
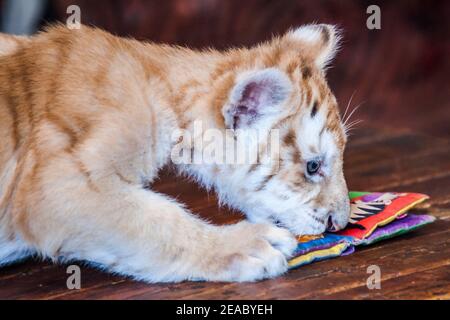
<box><xmin>0</xmin><ymin>127</ymin><xmax>449</xmax><ymax>300</ymax></box>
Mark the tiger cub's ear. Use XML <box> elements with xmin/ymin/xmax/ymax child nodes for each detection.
<box><xmin>287</xmin><ymin>24</ymin><xmax>341</xmax><ymax>70</ymax></box>
<box><xmin>223</xmin><ymin>68</ymin><xmax>292</xmax><ymax>130</ymax></box>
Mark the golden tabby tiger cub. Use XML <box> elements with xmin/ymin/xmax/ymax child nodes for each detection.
<box><xmin>0</xmin><ymin>24</ymin><xmax>350</xmax><ymax>282</ymax></box>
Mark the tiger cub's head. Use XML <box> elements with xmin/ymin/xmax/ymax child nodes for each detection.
<box><xmin>217</xmin><ymin>25</ymin><xmax>350</xmax><ymax>236</ymax></box>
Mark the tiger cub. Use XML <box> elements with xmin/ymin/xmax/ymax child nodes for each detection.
<box><xmin>0</xmin><ymin>24</ymin><xmax>349</xmax><ymax>282</ymax></box>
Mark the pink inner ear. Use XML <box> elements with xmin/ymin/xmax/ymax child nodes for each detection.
<box><xmin>227</xmin><ymin>70</ymin><xmax>290</xmax><ymax>129</ymax></box>
<box><xmin>241</xmin><ymin>82</ymin><xmax>267</xmax><ymax>109</ymax></box>
<box><xmin>230</xmin><ymin>81</ymin><xmax>274</xmax><ymax>129</ymax></box>
<box><xmin>240</xmin><ymin>79</ymin><xmax>278</xmax><ymax>111</ymax></box>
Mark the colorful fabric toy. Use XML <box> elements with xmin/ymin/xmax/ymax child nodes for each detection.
<box><xmin>288</xmin><ymin>192</ymin><xmax>435</xmax><ymax>269</ymax></box>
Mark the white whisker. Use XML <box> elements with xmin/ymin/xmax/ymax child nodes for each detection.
<box><xmin>346</xmin><ymin>119</ymin><xmax>363</xmax><ymax>129</ymax></box>
<box><xmin>344</xmin><ymin>119</ymin><xmax>364</xmax><ymax>136</ymax></box>
<box><xmin>343</xmin><ymin>102</ymin><xmax>364</xmax><ymax>128</ymax></box>
<box><xmin>342</xmin><ymin>91</ymin><xmax>356</xmax><ymax>124</ymax></box>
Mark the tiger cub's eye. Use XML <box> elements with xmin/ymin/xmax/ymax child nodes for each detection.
<box><xmin>306</xmin><ymin>160</ymin><xmax>321</xmax><ymax>175</ymax></box>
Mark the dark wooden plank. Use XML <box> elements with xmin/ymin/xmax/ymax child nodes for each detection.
<box><xmin>0</xmin><ymin>262</ymin><xmax>124</xmax><ymax>300</ymax></box>
<box><xmin>322</xmin><ymin>266</ymin><xmax>450</xmax><ymax>300</ymax></box>
<box><xmin>345</xmin><ymin>127</ymin><xmax>409</xmax><ymax>148</ymax></box>
<box><xmin>346</xmin><ymin>144</ymin><xmax>450</xmax><ymax>193</ymax></box>
<box><xmin>346</xmin><ymin>132</ymin><xmax>449</xmax><ymax>169</ymax></box>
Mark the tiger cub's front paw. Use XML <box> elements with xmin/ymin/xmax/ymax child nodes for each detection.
<box><xmin>199</xmin><ymin>222</ymin><xmax>297</xmax><ymax>282</ymax></box>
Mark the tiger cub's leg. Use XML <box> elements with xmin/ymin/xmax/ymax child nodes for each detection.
<box><xmin>18</xmin><ymin>153</ymin><xmax>296</xmax><ymax>282</ymax></box>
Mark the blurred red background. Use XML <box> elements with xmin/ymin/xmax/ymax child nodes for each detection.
<box><xmin>2</xmin><ymin>0</ymin><xmax>449</xmax><ymax>137</ymax></box>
